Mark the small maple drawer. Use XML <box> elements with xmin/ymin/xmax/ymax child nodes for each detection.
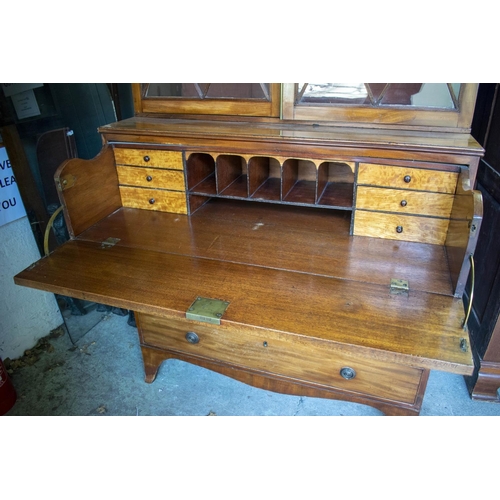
<box><xmin>356</xmin><ymin>186</ymin><xmax>454</xmax><ymax>217</ymax></box>
<box><xmin>119</xmin><ymin>186</ymin><xmax>187</xmax><ymax>214</ymax></box>
<box><xmin>358</xmin><ymin>163</ymin><xmax>458</xmax><ymax>194</ymax></box>
<box><xmin>114</xmin><ymin>148</ymin><xmax>184</xmax><ymax>170</ymax></box>
<box><xmin>117</xmin><ymin>166</ymin><xmax>185</xmax><ymax>191</ymax></box>
<box><xmin>353</xmin><ymin>210</ymin><xmax>450</xmax><ymax>245</ymax></box>
<box><xmin>137</xmin><ymin>312</ymin><xmax>423</xmax><ymax>404</ymax></box>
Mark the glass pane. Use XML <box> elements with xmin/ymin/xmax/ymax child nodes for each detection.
<box><xmin>205</xmin><ymin>83</ymin><xmax>269</xmax><ymax>99</ymax></box>
<box><xmin>451</xmin><ymin>83</ymin><xmax>461</xmax><ymax>99</ymax></box>
<box><xmin>408</xmin><ymin>84</ymin><xmax>456</xmax><ymax>108</ymax></box>
<box><xmin>297</xmin><ymin>83</ymin><xmax>462</xmax><ymax>109</ymax></box>
<box><xmin>143</xmin><ymin>83</ymin><xmax>270</xmax><ymax>100</ymax></box>
<box><xmin>372</xmin><ymin>83</ymin><xmax>423</xmax><ymax>105</ymax></box>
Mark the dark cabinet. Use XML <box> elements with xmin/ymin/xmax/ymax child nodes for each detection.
<box><xmin>466</xmin><ymin>83</ymin><xmax>500</xmax><ymax>401</ymax></box>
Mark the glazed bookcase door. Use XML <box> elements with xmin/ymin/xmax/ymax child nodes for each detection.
<box><xmin>134</xmin><ymin>83</ymin><xmax>281</xmax><ymax>118</ymax></box>
<box><xmin>282</xmin><ymin>83</ymin><xmax>478</xmax><ymax>131</ymax></box>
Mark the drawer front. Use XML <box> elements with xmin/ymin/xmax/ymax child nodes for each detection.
<box><xmin>358</xmin><ymin>163</ymin><xmax>458</xmax><ymax>193</ymax></box>
<box><xmin>114</xmin><ymin>148</ymin><xmax>184</xmax><ymax>170</ymax></box>
<box><xmin>119</xmin><ymin>186</ymin><xmax>187</xmax><ymax>214</ymax></box>
<box><xmin>117</xmin><ymin>165</ymin><xmax>185</xmax><ymax>191</ymax></box>
<box><xmin>138</xmin><ymin>313</ymin><xmax>423</xmax><ymax>404</ymax></box>
<box><xmin>356</xmin><ymin>186</ymin><xmax>454</xmax><ymax>217</ymax></box>
<box><xmin>353</xmin><ymin>210</ymin><xmax>449</xmax><ymax>245</ymax></box>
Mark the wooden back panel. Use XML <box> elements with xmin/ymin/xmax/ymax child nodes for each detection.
<box><xmin>54</xmin><ymin>145</ymin><xmax>122</xmax><ymax>238</ymax></box>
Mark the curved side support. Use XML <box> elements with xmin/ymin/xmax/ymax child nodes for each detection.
<box><xmin>55</xmin><ymin>144</ymin><xmax>121</xmax><ymax>238</ymax></box>
<box><xmin>445</xmin><ymin>169</ymin><xmax>484</xmax><ymax>298</ymax></box>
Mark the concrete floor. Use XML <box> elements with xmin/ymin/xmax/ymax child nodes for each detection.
<box><xmin>5</xmin><ymin>310</ymin><xmax>500</xmax><ymax>416</ymax></box>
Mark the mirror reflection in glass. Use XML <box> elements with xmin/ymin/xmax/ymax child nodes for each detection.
<box><xmin>296</xmin><ymin>83</ymin><xmax>461</xmax><ymax>109</ymax></box>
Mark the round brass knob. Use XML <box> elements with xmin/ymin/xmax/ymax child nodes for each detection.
<box><xmin>144</xmin><ymin>155</ymin><xmax>150</xmax><ymax>162</ymax></box>
<box><xmin>149</xmin><ymin>198</ymin><xmax>155</xmax><ymax>204</ymax></box>
<box><xmin>404</xmin><ymin>175</ymin><xmax>411</xmax><ymax>183</ymax></box>
<box><xmin>185</xmin><ymin>332</ymin><xmax>199</xmax><ymax>344</ymax></box>
<box><xmin>396</xmin><ymin>226</ymin><xmax>403</xmax><ymax>233</ymax></box>
<box><xmin>340</xmin><ymin>367</ymin><xmax>356</xmax><ymax>380</ymax></box>
<box><xmin>400</xmin><ymin>200</ymin><xmax>407</xmax><ymax>207</ymax></box>
<box><xmin>146</xmin><ymin>175</ymin><xmax>153</xmax><ymax>182</ymax></box>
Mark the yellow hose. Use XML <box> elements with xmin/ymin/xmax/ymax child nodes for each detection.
<box><xmin>44</xmin><ymin>205</ymin><xmax>64</xmax><ymax>256</ymax></box>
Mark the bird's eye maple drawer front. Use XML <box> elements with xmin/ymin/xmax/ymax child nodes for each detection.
<box><xmin>114</xmin><ymin>148</ymin><xmax>187</xmax><ymax>214</ymax></box>
<box><xmin>119</xmin><ymin>186</ymin><xmax>188</xmax><ymax>214</ymax></box>
<box><xmin>114</xmin><ymin>148</ymin><xmax>184</xmax><ymax>170</ymax></box>
<box><xmin>356</xmin><ymin>186</ymin><xmax>454</xmax><ymax>218</ymax></box>
<box><xmin>116</xmin><ymin>166</ymin><xmax>185</xmax><ymax>190</ymax></box>
<box><xmin>137</xmin><ymin>313</ymin><xmax>423</xmax><ymax>404</ymax></box>
<box><xmin>353</xmin><ymin>210</ymin><xmax>450</xmax><ymax>245</ymax></box>
<box><xmin>357</xmin><ymin>163</ymin><xmax>458</xmax><ymax>193</ymax></box>
<box><xmin>354</xmin><ymin>163</ymin><xmax>459</xmax><ymax>244</ymax></box>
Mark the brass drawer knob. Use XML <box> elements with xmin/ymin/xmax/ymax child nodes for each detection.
<box><xmin>185</xmin><ymin>331</ymin><xmax>199</xmax><ymax>344</ymax></box>
<box><xmin>144</xmin><ymin>155</ymin><xmax>150</xmax><ymax>162</ymax></box>
<box><xmin>400</xmin><ymin>200</ymin><xmax>407</xmax><ymax>207</ymax></box>
<box><xmin>146</xmin><ymin>175</ymin><xmax>153</xmax><ymax>182</ymax></box>
<box><xmin>396</xmin><ymin>225</ymin><xmax>403</xmax><ymax>233</ymax></box>
<box><xmin>404</xmin><ymin>175</ymin><xmax>411</xmax><ymax>183</ymax></box>
<box><xmin>340</xmin><ymin>367</ymin><xmax>356</xmax><ymax>380</ymax></box>
<box><xmin>149</xmin><ymin>198</ymin><xmax>155</xmax><ymax>204</ymax></box>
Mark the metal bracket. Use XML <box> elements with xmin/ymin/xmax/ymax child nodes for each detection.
<box><xmin>101</xmin><ymin>237</ymin><xmax>120</xmax><ymax>249</ymax></box>
<box><xmin>186</xmin><ymin>296</ymin><xmax>230</xmax><ymax>325</ymax></box>
<box><xmin>56</xmin><ymin>174</ymin><xmax>77</xmax><ymax>191</ymax></box>
<box><xmin>390</xmin><ymin>278</ymin><xmax>409</xmax><ymax>296</ymax></box>
<box><xmin>460</xmin><ymin>338</ymin><xmax>468</xmax><ymax>352</ymax></box>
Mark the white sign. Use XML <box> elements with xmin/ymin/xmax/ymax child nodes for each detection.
<box><xmin>11</xmin><ymin>89</ymin><xmax>41</xmax><ymax>120</ymax></box>
<box><xmin>0</xmin><ymin>147</ymin><xmax>27</xmax><ymax>227</ymax></box>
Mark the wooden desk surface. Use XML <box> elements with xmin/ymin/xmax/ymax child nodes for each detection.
<box><xmin>79</xmin><ymin>200</ymin><xmax>454</xmax><ymax>295</ymax></box>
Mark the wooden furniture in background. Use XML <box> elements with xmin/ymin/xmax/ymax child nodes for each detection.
<box><xmin>14</xmin><ymin>83</ymin><xmax>484</xmax><ymax>415</ymax></box>
<box><xmin>466</xmin><ymin>83</ymin><xmax>500</xmax><ymax>402</ymax></box>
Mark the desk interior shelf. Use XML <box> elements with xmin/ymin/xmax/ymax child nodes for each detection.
<box><xmin>186</xmin><ymin>152</ymin><xmax>355</xmax><ymax>211</ymax></box>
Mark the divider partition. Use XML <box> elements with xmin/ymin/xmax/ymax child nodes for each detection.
<box><xmin>186</xmin><ymin>152</ymin><xmax>355</xmax><ymax>213</ymax></box>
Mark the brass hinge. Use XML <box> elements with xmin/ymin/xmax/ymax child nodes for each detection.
<box><xmin>101</xmin><ymin>237</ymin><xmax>120</xmax><ymax>249</ymax></box>
<box><xmin>390</xmin><ymin>278</ymin><xmax>409</xmax><ymax>296</ymax></box>
<box><xmin>56</xmin><ymin>174</ymin><xmax>77</xmax><ymax>191</ymax></box>
<box><xmin>186</xmin><ymin>296</ymin><xmax>230</xmax><ymax>325</ymax></box>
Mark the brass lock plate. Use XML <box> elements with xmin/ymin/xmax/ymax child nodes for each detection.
<box><xmin>186</xmin><ymin>297</ymin><xmax>230</xmax><ymax>325</ymax></box>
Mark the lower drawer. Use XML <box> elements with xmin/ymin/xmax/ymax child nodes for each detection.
<box><xmin>353</xmin><ymin>210</ymin><xmax>450</xmax><ymax>245</ymax></box>
<box><xmin>137</xmin><ymin>313</ymin><xmax>423</xmax><ymax>404</ymax></box>
<box><xmin>119</xmin><ymin>186</ymin><xmax>187</xmax><ymax>214</ymax></box>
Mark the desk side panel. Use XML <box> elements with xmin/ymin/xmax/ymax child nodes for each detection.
<box><xmin>54</xmin><ymin>145</ymin><xmax>122</xmax><ymax>237</ymax></box>
<box><xmin>445</xmin><ymin>170</ymin><xmax>483</xmax><ymax>297</ymax></box>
